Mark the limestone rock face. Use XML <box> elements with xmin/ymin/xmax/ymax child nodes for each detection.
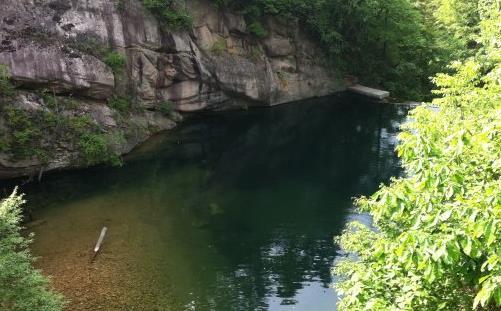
<box><xmin>0</xmin><ymin>0</ymin><xmax>344</xmax><ymax>179</ymax></box>
<box><xmin>0</xmin><ymin>43</ymin><xmax>115</xmax><ymax>99</ymax></box>
<box><xmin>263</xmin><ymin>36</ymin><xmax>295</xmax><ymax>57</ymax></box>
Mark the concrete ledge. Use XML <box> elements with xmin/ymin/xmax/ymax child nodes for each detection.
<box><xmin>347</xmin><ymin>84</ymin><xmax>390</xmax><ymax>101</ymax></box>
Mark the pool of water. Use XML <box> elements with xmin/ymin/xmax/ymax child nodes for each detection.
<box><xmin>1</xmin><ymin>94</ymin><xmax>410</xmax><ymax>310</ymax></box>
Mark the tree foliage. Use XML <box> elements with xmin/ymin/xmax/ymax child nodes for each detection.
<box><xmin>0</xmin><ymin>190</ymin><xmax>64</xmax><ymax>311</ymax></box>
<box><xmin>334</xmin><ymin>1</ymin><xmax>500</xmax><ymax>310</ymax></box>
<box><xmin>142</xmin><ymin>0</ymin><xmax>193</xmax><ymax>30</ymax></box>
<box><xmin>309</xmin><ymin>0</ymin><xmax>442</xmax><ymax>99</ymax></box>
<box><xmin>137</xmin><ymin>0</ymin><xmax>485</xmax><ymax>99</ymax></box>
<box><xmin>212</xmin><ymin>0</ymin><xmax>457</xmax><ymax>99</ymax></box>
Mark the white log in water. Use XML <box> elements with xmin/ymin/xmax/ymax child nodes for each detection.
<box><xmin>91</xmin><ymin>227</ymin><xmax>108</xmax><ymax>262</ymax></box>
<box><xmin>348</xmin><ymin>84</ymin><xmax>390</xmax><ymax>101</ymax></box>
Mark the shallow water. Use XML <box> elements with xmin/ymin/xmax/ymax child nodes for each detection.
<box><xmin>2</xmin><ymin>94</ymin><xmax>410</xmax><ymax>310</ymax></box>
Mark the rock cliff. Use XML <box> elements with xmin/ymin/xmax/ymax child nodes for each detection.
<box><xmin>0</xmin><ymin>0</ymin><xmax>344</xmax><ymax>179</ymax></box>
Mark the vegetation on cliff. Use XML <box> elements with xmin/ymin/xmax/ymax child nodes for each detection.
<box><xmin>0</xmin><ymin>190</ymin><xmax>64</xmax><ymax>311</ymax></box>
<box><xmin>0</xmin><ymin>98</ymin><xmax>123</xmax><ymax>167</ymax></box>
<box><xmin>212</xmin><ymin>0</ymin><xmax>445</xmax><ymax>99</ymax></box>
<box><xmin>141</xmin><ymin>0</ymin><xmax>193</xmax><ymax>30</ymax></box>
<box><xmin>334</xmin><ymin>1</ymin><xmax>500</xmax><ymax>310</ymax></box>
<box><xmin>211</xmin><ymin>0</ymin><xmax>497</xmax><ymax>101</ymax></box>
<box><xmin>0</xmin><ymin>64</ymin><xmax>15</xmax><ymax>98</ymax></box>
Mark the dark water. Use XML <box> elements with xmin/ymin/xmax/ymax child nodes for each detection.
<box><xmin>2</xmin><ymin>94</ymin><xmax>410</xmax><ymax>310</ymax></box>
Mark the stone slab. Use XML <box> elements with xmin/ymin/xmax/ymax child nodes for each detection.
<box><xmin>348</xmin><ymin>84</ymin><xmax>390</xmax><ymax>100</ymax></box>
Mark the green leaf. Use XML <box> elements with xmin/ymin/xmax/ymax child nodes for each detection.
<box><xmin>461</xmin><ymin>238</ymin><xmax>472</xmax><ymax>256</ymax></box>
<box><xmin>440</xmin><ymin>209</ymin><xmax>453</xmax><ymax>221</ymax></box>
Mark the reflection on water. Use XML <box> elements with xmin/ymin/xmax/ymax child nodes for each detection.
<box><xmin>1</xmin><ymin>94</ymin><xmax>410</xmax><ymax>311</ymax></box>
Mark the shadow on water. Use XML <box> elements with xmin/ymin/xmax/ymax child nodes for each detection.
<box><xmin>0</xmin><ymin>94</ymin><xmax>411</xmax><ymax>311</ymax></box>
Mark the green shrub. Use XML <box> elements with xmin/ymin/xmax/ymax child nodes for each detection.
<box><xmin>105</xmin><ymin>131</ymin><xmax>126</xmax><ymax>167</ymax></box>
<box><xmin>213</xmin><ymin>0</ymin><xmax>463</xmax><ymax>100</ymax></box>
<box><xmin>159</xmin><ymin>100</ymin><xmax>174</xmax><ymax>115</ymax></box>
<box><xmin>142</xmin><ymin>0</ymin><xmax>166</xmax><ymax>10</ymax></box>
<box><xmin>3</xmin><ymin>108</ymin><xmax>43</xmax><ymax>160</ymax></box>
<box><xmin>0</xmin><ymin>190</ymin><xmax>65</xmax><ymax>310</ymax></box>
<box><xmin>40</xmin><ymin>89</ymin><xmax>58</xmax><ymax>110</ymax></box>
<box><xmin>62</xmin><ymin>98</ymin><xmax>80</xmax><ymax>110</ymax></box>
<box><xmin>334</xmin><ymin>3</ymin><xmax>501</xmax><ymax>310</ymax></box>
<box><xmin>108</xmin><ymin>95</ymin><xmax>131</xmax><ymax>113</ymax></box>
<box><xmin>68</xmin><ymin>115</ymin><xmax>94</xmax><ymax>134</ymax></box>
<box><xmin>210</xmin><ymin>38</ymin><xmax>227</xmax><ymax>55</ymax></box>
<box><xmin>247</xmin><ymin>21</ymin><xmax>268</xmax><ymax>38</ymax></box>
<box><xmin>0</xmin><ymin>64</ymin><xmax>15</xmax><ymax>97</ymax></box>
<box><xmin>66</xmin><ymin>35</ymin><xmax>125</xmax><ymax>75</ymax></box>
<box><xmin>78</xmin><ymin>132</ymin><xmax>123</xmax><ymax>166</ymax></box>
<box><xmin>4</xmin><ymin>107</ymin><xmax>31</xmax><ymax>129</ymax></box>
<box><xmin>0</xmin><ymin>136</ymin><xmax>8</xmax><ymax>153</ymax></box>
<box><xmin>65</xmin><ymin>34</ymin><xmax>107</xmax><ymax>58</ymax></box>
<box><xmin>103</xmin><ymin>51</ymin><xmax>126</xmax><ymax>75</ymax></box>
<box><xmin>2</xmin><ymin>106</ymin><xmax>79</xmax><ymax>161</ymax></box>
<box><xmin>116</xmin><ymin>0</ymin><xmax>125</xmax><ymax>12</ymax></box>
<box><xmin>161</xmin><ymin>7</ymin><xmax>193</xmax><ymax>30</ymax></box>
<box><xmin>142</xmin><ymin>0</ymin><xmax>193</xmax><ymax>31</ymax></box>
<box><xmin>1</xmin><ymin>103</ymin><xmax>123</xmax><ymax>167</ymax></box>
<box><xmin>78</xmin><ymin>133</ymin><xmax>109</xmax><ymax>165</ymax></box>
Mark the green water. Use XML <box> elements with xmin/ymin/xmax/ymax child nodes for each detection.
<box><xmin>2</xmin><ymin>94</ymin><xmax>410</xmax><ymax>310</ymax></box>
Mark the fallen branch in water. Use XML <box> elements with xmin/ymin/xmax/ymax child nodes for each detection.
<box><xmin>90</xmin><ymin>227</ymin><xmax>108</xmax><ymax>263</ymax></box>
